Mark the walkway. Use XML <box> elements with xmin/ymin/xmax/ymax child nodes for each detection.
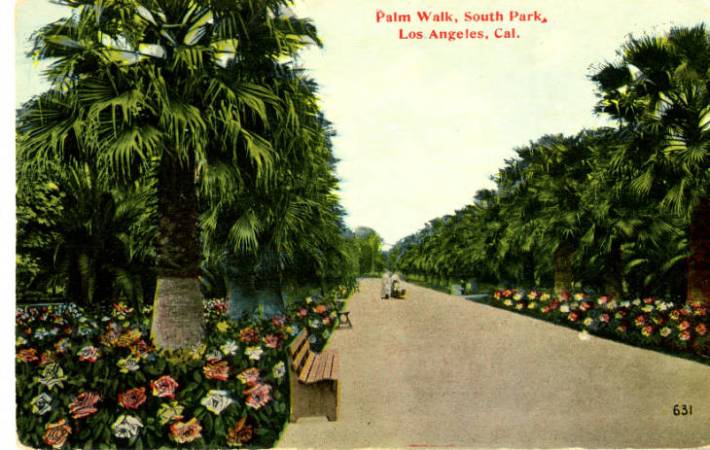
<box><xmin>277</xmin><ymin>278</ymin><xmax>710</xmax><ymax>448</ymax></box>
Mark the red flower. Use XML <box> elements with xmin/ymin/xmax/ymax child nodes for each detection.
<box><xmin>641</xmin><ymin>325</ymin><xmax>654</xmax><ymax>337</ymax></box>
<box><xmin>695</xmin><ymin>323</ymin><xmax>707</xmax><ymax>336</ymax></box>
<box><xmin>559</xmin><ymin>291</ymin><xmax>571</xmax><ymax>302</ymax></box>
<box><xmin>679</xmin><ymin>330</ymin><xmax>692</xmax><ymax>341</ymax></box>
<box><xmin>151</xmin><ymin>375</ymin><xmax>179</xmax><ymax>399</ymax></box>
<box><xmin>40</xmin><ymin>351</ymin><xmax>57</xmax><ymax>366</ymax></box>
<box><xmin>239</xmin><ymin>327</ymin><xmax>260</xmax><ymax>344</ymax></box>
<box><xmin>598</xmin><ymin>295</ymin><xmax>610</xmax><ymax>305</ymax></box>
<box><xmin>634</xmin><ymin>315</ymin><xmax>647</xmax><ymax>327</ymax></box>
<box><xmin>204</xmin><ymin>361</ymin><xmax>230</xmax><ymax>381</ymax></box>
<box><xmin>69</xmin><ymin>392</ymin><xmax>100</xmax><ymax>419</ymax></box>
<box><xmin>118</xmin><ymin>387</ymin><xmax>147</xmax><ymax>409</ymax></box>
<box><xmin>678</xmin><ymin>320</ymin><xmax>691</xmax><ymax>331</ymax></box>
<box><xmin>16</xmin><ymin>348</ymin><xmax>39</xmax><ymax>363</ymax></box>
<box><xmin>567</xmin><ymin>312</ymin><xmax>579</xmax><ymax>322</ymax></box>
<box><xmin>502</xmin><ymin>289</ymin><xmax>512</xmax><ymax>298</ymax></box>
<box><xmin>43</xmin><ymin>419</ymin><xmax>71</xmax><ymax>449</ymax></box>
<box><xmin>580</xmin><ymin>302</ymin><xmax>592</xmax><ymax>312</ymax></box>
<box><xmin>600</xmin><ymin>313</ymin><xmax>611</xmax><ymax>323</ymax></box>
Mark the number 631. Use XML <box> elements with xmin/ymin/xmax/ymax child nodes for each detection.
<box><xmin>673</xmin><ymin>404</ymin><xmax>693</xmax><ymax>416</ymax></box>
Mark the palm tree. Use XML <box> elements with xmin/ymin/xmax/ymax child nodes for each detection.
<box><xmin>18</xmin><ymin>0</ymin><xmax>320</xmax><ymax>349</ymax></box>
<box><xmin>591</xmin><ymin>24</ymin><xmax>710</xmax><ymax>305</ymax></box>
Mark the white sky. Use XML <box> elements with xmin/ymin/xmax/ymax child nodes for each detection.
<box><xmin>13</xmin><ymin>0</ymin><xmax>709</xmax><ymax>247</ymax></box>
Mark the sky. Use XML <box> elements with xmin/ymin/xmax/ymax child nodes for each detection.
<box><xmin>13</xmin><ymin>0</ymin><xmax>709</xmax><ymax>247</ymax></box>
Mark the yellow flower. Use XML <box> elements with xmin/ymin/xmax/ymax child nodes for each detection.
<box><xmin>216</xmin><ymin>321</ymin><xmax>230</xmax><ymax>333</ymax></box>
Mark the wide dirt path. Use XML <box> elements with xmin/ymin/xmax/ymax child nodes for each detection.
<box><xmin>277</xmin><ymin>279</ymin><xmax>710</xmax><ymax>448</ymax></box>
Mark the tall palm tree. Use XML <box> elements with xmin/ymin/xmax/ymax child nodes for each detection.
<box><xmin>591</xmin><ymin>24</ymin><xmax>710</xmax><ymax>305</ymax></box>
<box><xmin>18</xmin><ymin>0</ymin><xmax>320</xmax><ymax>348</ymax></box>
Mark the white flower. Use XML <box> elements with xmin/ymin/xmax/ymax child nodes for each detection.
<box><xmin>620</xmin><ymin>301</ymin><xmax>631</xmax><ymax>308</ymax></box>
<box><xmin>200</xmin><ymin>390</ymin><xmax>233</xmax><ymax>415</ymax></box>
<box><xmin>272</xmin><ymin>361</ymin><xmax>286</xmax><ymax>379</ymax></box>
<box><xmin>632</xmin><ymin>299</ymin><xmax>641</xmax><ymax>306</ymax></box>
<box><xmin>308</xmin><ymin>319</ymin><xmax>321</xmax><ymax>329</ymax></box>
<box><xmin>560</xmin><ymin>305</ymin><xmax>570</xmax><ymax>313</ymax></box>
<box><xmin>112</xmin><ymin>415</ymin><xmax>143</xmax><ymax>439</ymax></box>
<box><xmin>117</xmin><ymin>356</ymin><xmax>140</xmax><ymax>373</ymax></box>
<box><xmin>205</xmin><ymin>350</ymin><xmax>223</xmax><ymax>362</ymax></box>
<box><xmin>245</xmin><ymin>346</ymin><xmax>263</xmax><ymax>361</ymax></box>
<box><xmin>220</xmin><ymin>340</ymin><xmax>239</xmax><ymax>356</ymax></box>
<box><xmin>30</xmin><ymin>393</ymin><xmax>52</xmax><ymax>415</ymax></box>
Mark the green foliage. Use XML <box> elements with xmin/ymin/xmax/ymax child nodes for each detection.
<box><xmin>392</xmin><ymin>24</ymin><xmax>708</xmax><ymax>302</ymax></box>
<box><xmin>15</xmin><ymin>297</ymin><xmax>312</xmax><ymax>449</ymax></box>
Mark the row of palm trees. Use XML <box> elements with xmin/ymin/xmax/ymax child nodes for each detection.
<box><xmin>16</xmin><ymin>0</ymin><xmax>360</xmax><ymax>349</ymax></box>
<box><xmin>390</xmin><ymin>24</ymin><xmax>709</xmax><ymax>306</ymax></box>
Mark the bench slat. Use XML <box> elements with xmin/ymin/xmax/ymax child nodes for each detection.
<box><xmin>298</xmin><ymin>352</ymin><xmax>316</xmax><ymax>383</ymax></box>
<box><xmin>329</xmin><ymin>352</ymin><xmax>339</xmax><ymax>380</ymax></box>
<box><xmin>289</xmin><ymin>330</ymin><xmax>307</xmax><ymax>356</ymax></box>
<box><xmin>323</xmin><ymin>351</ymin><xmax>334</xmax><ymax>380</ymax></box>
<box><xmin>306</xmin><ymin>354</ymin><xmax>323</xmax><ymax>383</ymax></box>
<box><xmin>292</xmin><ymin>341</ymin><xmax>310</xmax><ymax>371</ymax></box>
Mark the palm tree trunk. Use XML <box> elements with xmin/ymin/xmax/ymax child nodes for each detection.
<box><xmin>688</xmin><ymin>196</ymin><xmax>710</xmax><ymax>307</ymax></box>
<box><xmin>150</xmin><ymin>157</ymin><xmax>204</xmax><ymax>350</ymax></box>
<box><xmin>554</xmin><ymin>242</ymin><xmax>574</xmax><ymax>294</ymax></box>
<box><xmin>603</xmin><ymin>240</ymin><xmax>624</xmax><ymax>299</ymax></box>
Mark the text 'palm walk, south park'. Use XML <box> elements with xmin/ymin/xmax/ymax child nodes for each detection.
<box><xmin>375</xmin><ymin>9</ymin><xmax>549</xmax><ymax>41</ymax></box>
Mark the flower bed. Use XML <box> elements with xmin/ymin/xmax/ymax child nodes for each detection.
<box><xmin>482</xmin><ymin>289</ymin><xmax>709</xmax><ymax>361</ymax></box>
<box><xmin>15</xmin><ymin>289</ymin><xmax>349</xmax><ymax>449</ymax></box>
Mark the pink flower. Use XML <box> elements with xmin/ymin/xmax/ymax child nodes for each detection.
<box><xmin>263</xmin><ymin>334</ymin><xmax>281</xmax><ymax>349</ymax></box>
<box><xmin>567</xmin><ymin>312</ymin><xmax>579</xmax><ymax>322</ymax></box>
<box><xmin>237</xmin><ymin>368</ymin><xmax>260</xmax><ymax>386</ymax></box>
<box><xmin>69</xmin><ymin>392</ymin><xmax>101</xmax><ymax>419</ymax></box>
<box><xmin>244</xmin><ymin>384</ymin><xmax>272</xmax><ymax>410</ymax></box>
<box><xmin>297</xmin><ymin>308</ymin><xmax>308</xmax><ymax>318</ymax></box>
<box><xmin>271</xmin><ymin>315</ymin><xmax>286</xmax><ymax>328</ymax></box>
<box><xmin>600</xmin><ymin>313</ymin><xmax>610</xmax><ymax>323</ymax></box>
<box><xmin>598</xmin><ymin>295</ymin><xmax>610</xmax><ymax>305</ymax></box>
<box><xmin>151</xmin><ymin>375</ymin><xmax>179</xmax><ymax>399</ymax></box>
<box><xmin>695</xmin><ymin>323</ymin><xmax>707</xmax><ymax>336</ymax></box>
<box><xmin>678</xmin><ymin>320</ymin><xmax>691</xmax><ymax>331</ymax></box>
<box><xmin>641</xmin><ymin>325</ymin><xmax>654</xmax><ymax>337</ymax></box>
<box><xmin>679</xmin><ymin>330</ymin><xmax>692</xmax><ymax>341</ymax></box>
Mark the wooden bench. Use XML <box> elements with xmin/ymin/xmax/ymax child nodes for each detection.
<box><xmin>287</xmin><ymin>330</ymin><xmax>339</xmax><ymax>422</ymax></box>
<box><xmin>336</xmin><ymin>300</ymin><xmax>352</xmax><ymax>328</ymax></box>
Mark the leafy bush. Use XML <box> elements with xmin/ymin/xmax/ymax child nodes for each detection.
<box><xmin>16</xmin><ymin>299</ymin><xmax>303</xmax><ymax>449</ymax></box>
<box><xmin>485</xmin><ymin>289</ymin><xmax>709</xmax><ymax>361</ymax></box>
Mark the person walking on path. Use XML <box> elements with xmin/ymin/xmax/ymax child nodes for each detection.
<box><xmin>381</xmin><ymin>272</ymin><xmax>392</xmax><ymax>299</ymax></box>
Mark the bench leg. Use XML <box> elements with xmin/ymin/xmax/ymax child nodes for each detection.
<box><xmin>326</xmin><ymin>380</ymin><xmax>338</xmax><ymax>421</ymax></box>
